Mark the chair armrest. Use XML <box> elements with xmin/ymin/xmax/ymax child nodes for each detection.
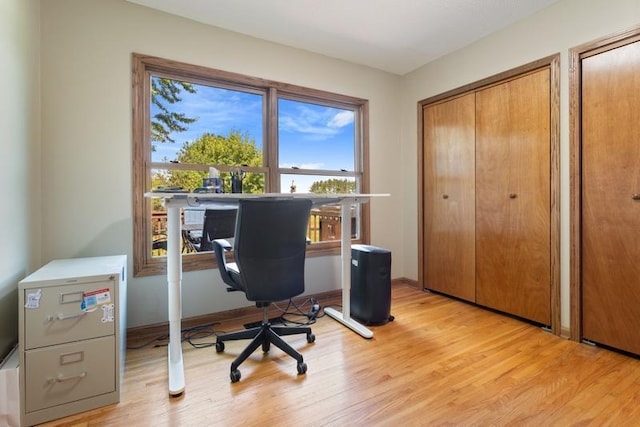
<box><xmin>215</xmin><ymin>239</ymin><xmax>233</xmax><ymax>251</ymax></box>
<box><xmin>212</xmin><ymin>239</ymin><xmax>235</xmax><ymax>287</ymax></box>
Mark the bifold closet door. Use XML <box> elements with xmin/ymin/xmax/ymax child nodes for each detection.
<box><xmin>475</xmin><ymin>69</ymin><xmax>551</xmax><ymax>325</ymax></box>
<box><xmin>423</xmin><ymin>93</ymin><xmax>476</xmax><ymax>302</ymax></box>
<box><xmin>581</xmin><ymin>40</ymin><xmax>640</xmax><ymax>355</ymax></box>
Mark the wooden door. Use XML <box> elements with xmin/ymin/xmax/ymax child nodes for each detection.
<box><xmin>581</xmin><ymin>40</ymin><xmax>640</xmax><ymax>354</ymax></box>
<box><xmin>475</xmin><ymin>69</ymin><xmax>551</xmax><ymax>325</ymax></box>
<box><xmin>423</xmin><ymin>93</ymin><xmax>476</xmax><ymax>302</ymax></box>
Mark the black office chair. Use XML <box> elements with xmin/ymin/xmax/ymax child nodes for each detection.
<box><xmin>212</xmin><ymin>198</ymin><xmax>315</xmax><ymax>382</ymax></box>
<box><xmin>197</xmin><ymin>209</ymin><xmax>237</xmax><ymax>251</ymax></box>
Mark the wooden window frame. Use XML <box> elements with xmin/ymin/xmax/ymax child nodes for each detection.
<box><xmin>132</xmin><ymin>53</ymin><xmax>370</xmax><ymax>277</ymax></box>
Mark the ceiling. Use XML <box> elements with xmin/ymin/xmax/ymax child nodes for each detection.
<box><xmin>127</xmin><ymin>0</ymin><xmax>560</xmax><ymax>75</ymax></box>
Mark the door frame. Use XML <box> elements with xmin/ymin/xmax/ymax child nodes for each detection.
<box><xmin>417</xmin><ymin>54</ymin><xmax>561</xmax><ymax>335</ymax></box>
<box><xmin>569</xmin><ymin>25</ymin><xmax>640</xmax><ymax>342</ymax></box>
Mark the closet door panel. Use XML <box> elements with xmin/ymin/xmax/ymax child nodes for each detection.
<box><xmin>475</xmin><ymin>69</ymin><xmax>551</xmax><ymax>325</ymax></box>
<box><xmin>423</xmin><ymin>93</ymin><xmax>476</xmax><ymax>302</ymax></box>
<box><xmin>582</xmin><ymin>40</ymin><xmax>640</xmax><ymax>354</ymax></box>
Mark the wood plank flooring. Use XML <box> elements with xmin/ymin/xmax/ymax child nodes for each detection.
<box><xmin>39</xmin><ymin>283</ymin><xmax>640</xmax><ymax>426</ymax></box>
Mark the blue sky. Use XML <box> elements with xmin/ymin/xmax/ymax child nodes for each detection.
<box><xmin>151</xmin><ymin>78</ymin><xmax>355</xmax><ymax>192</ymax></box>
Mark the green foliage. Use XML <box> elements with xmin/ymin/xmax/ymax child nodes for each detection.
<box><xmin>151</xmin><ymin>77</ymin><xmax>197</xmax><ymax>145</ymax></box>
<box><xmin>309</xmin><ymin>178</ymin><xmax>356</xmax><ymax>194</ymax></box>
<box><xmin>168</xmin><ymin>131</ymin><xmax>264</xmax><ymax>193</ymax></box>
<box><xmin>151</xmin><ymin>173</ymin><xmax>169</xmax><ymax>210</ymax></box>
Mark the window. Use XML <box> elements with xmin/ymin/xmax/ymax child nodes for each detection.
<box><xmin>132</xmin><ymin>54</ymin><xmax>369</xmax><ymax>276</ymax></box>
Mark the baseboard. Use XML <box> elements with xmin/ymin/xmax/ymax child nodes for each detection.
<box><xmin>127</xmin><ymin>289</ymin><xmax>342</xmax><ymax>345</ymax></box>
<box><xmin>393</xmin><ymin>277</ymin><xmax>419</xmax><ymax>288</ymax></box>
<box><xmin>127</xmin><ymin>277</ymin><xmax>419</xmax><ymax>346</ymax></box>
<box><xmin>127</xmin><ymin>279</ymin><xmax>414</xmax><ymax>345</ymax></box>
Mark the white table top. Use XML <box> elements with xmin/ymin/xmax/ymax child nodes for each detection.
<box><xmin>145</xmin><ymin>192</ymin><xmax>389</xmax><ymax>207</ymax></box>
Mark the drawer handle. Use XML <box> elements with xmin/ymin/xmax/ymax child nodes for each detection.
<box><xmin>47</xmin><ymin>312</ymin><xmax>87</xmax><ymax>322</ymax></box>
<box><xmin>632</xmin><ymin>193</ymin><xmax>640</xmax><ymax>201</ymax></box>
<box><xmin>47</xmin><ymin>371</ymin><xmax>87</xmax><ymax>385</ymax></box>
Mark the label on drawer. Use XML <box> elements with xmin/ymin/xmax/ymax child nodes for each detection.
<box><xmin>101</xmin><ymin>304</ymin><xmax>115</xmax><ymax>323</ymax></box>
<box><xmin>81</xmin><ymin>288</ymin><xmax>111</xmax><ymax>312</ymax></box>
<box><xmin>25</xmin><ymin>289</ymin><xmax>42</xmax><ymax>309</ymax></box>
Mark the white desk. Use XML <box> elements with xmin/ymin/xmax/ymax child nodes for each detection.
<box><xmin>145</xmin><ymin>192</ymin><xmax>388</xmax><ymax>396</ymax></box>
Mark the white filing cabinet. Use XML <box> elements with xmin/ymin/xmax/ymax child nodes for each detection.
<box><xmin>18</xmin><ymin>256</ymin><xmax>127</xmax><ymax>426</ymax></box>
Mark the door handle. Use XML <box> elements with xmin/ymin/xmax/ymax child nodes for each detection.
<box><xmin>632</xmin><ymin>193</ymin><xmax>640</xmax><ymax>201</ymax></box>
<box><xmin>509</xmin><ymin>193</ymin><xmax>517</xmax><ymax>199</ymax></box>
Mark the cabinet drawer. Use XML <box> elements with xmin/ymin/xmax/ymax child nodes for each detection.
<box><xmin>24</xmin><ymin>336</ymin><xmax>116</xmax><ymax>413</ymax></box>
<box><xmin>24</xmin><ymin>280</ymin><xmax>116</xmax><ymax>349</ymax></box>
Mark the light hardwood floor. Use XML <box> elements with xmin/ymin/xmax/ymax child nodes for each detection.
<box><xmin>39</xmin><ymin>283</ymin><xmax>640</xmax><ymax>426</ymax></box>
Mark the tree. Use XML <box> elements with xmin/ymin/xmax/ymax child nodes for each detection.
<box><xmin>168</xmin><ymin>131</ymin><xmax>264</xmax><ymax>193</ymax></box>
<box><xmin>151</xmin><ymin>77</ymin><xmax>197</xmax><ymax>145</ymax></box>
<box><xmin>309</xmin><ymin>178</ymin><xmax>356</xmax><ymax>194</ymax></box>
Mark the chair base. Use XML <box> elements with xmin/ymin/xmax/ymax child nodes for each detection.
<box><xmin>215</xmin><ymin>321</ymin><xmax>315</xmax><ymax>382</ymax></box>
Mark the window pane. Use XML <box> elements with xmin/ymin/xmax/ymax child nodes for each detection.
<box><xmin>281</xmin><ymin>173</ymin><xmax>357</xmax><ymax>194</ymax></box>
<box><xmin>278</xmin><ymin>99</ymin><xmax>355</xmax><ymax>171</ymax></box>
<box><xmin>134</xmin><ymin>55</ymin><xmax>368</xmax><ymax>276</ymax></box>
<box><xmin>281</xmin><ymin>173</ymin><xmax>359</xmax><ymax>242</ymax></box>
<box><xmin>307</xmin><ymin>204</ymin><xmax>359</xmax><ymax>243</ymax></box>
<box><xmin>151</xmin><ymin>77</ymin><xmax>264</xmax><ymax>166</ymax></box>
<box><xmin>149</xmin><ymin>168</ymin><xmax>266</xmax><ymax>258</ymax></box>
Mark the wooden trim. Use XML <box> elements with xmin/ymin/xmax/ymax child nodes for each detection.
<box><xmin>127</xmin><ymin>289</ymin><xmax>342</xmax><ymax>343</ymax></box>
<box><xmin>416</xmin><ymin>98</ymin><xmax>425</xmax><ymax>291</ymax></box>
<box><xmin>568</xmin><ymin>24</ymin><xmax>640</xmax><ymax>343</ymax></box>
<box><xmin>132</xmin><ymin>53</ymin><xmax>371</xmax><ymax>277</ymax></box>
<box><xmin>134</xmin><ymin>53</ymin><xmax>368</xmax><ymax>105</ymax></box>
<box><xmin>127</xmin><ymin>277</ymin><xmax>411</xmax><ymax>342</ymax></box>
<box><xmin>569</xmin><ymin>44</ymin><xmax>583</xmax><ymax>343</ymax></box>
<box><xmin>360</xmin><ymin>101</ymin><xmax>371</xmax><ymax>245</ymax></box>
<box><xmin>417</xmin><ymin>54</ymin><xmax>561</xmax><ymax>335</ymax></box>
<box><xmin>393</xmin><ymin>277</ymin><xmax>419</xmax><ymax>288</ymax></box>
<box><xmin>266</xmin><ymin>87</ymin><xmax>278</xmax><ymax>191</ymax></box>
<box><xmin>549</xmin><ymin>54</ymin><xmax>561</xmax><ymax>336</ymax></box>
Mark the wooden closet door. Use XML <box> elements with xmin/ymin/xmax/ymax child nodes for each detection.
<box><xmin>582</xmin><ymin>40</ymin><xmax>640</xmax><ymax>354</ymax></box>
<box><xmin>475</xmin><ymin>69</ymin><xmax>551</xmax><ymax>325</ymax></box>
<box><xmin>423</xmin><ymin>93</ymin><xmax>476</xmax><ymax>302</ymax></box>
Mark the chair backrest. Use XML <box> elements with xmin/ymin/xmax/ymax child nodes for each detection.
<box><xmin>233</xmin><ymin>198</ymin><xmax>312</xmax><ymax>302</ymax></box>
<box><xmin>199</xmin><ymin>209</ymin><xmax>237</xmax><ymax>251</ymax></box>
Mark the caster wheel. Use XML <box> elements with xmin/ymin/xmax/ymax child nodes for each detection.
<box><xmin>297</xmin><ymin>362</ymin><xmax>307</xmax><ymax>375</ymax></box>
<box><xmin>215</xmin><ymin>341</ymin><xmax>225</xmax><ymax>353</ymax></box>
<box><xmin>307</xmin><ymin>333</ymin><xmax>316</xmax><ymax>343</ymax></box>
<box><xmin>230</xmin><ymin>369</ymin><xmax>241</xmax><ymax>383</ymax></box>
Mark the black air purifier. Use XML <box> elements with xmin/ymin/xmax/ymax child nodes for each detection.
<box><xmin>350</xmin><ymin>244</ymin><xmax>392</xmax><ymax>325</ymax></box>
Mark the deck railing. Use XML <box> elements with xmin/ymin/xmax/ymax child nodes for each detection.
<box><xmin>150</xmin><ymin>206</ymin><xmax>354</xmax><ymax>256</ymax></box>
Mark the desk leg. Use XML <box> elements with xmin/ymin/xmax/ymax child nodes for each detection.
<box><xmin>167</xmin><ymin>206</ymin><xmax>185</xmax><ymax>396</ymax></box>
<box><xmin>324</xmin><ymin>202</ymin><xmax>373</xmax><ymax>339</ymax></box>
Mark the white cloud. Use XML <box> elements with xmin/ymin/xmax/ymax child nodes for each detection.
<box><xmin>279</xmin><ymin>103</ymin><xmax>353</xmax><ymax>141</ymax></box>
<box><xmin>328</xmin><ymin>110</ymin><xmax>354</xmax><ymax>128</ymax></box>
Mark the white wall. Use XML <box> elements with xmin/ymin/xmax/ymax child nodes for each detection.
<box><xmin>400</xmin><ymin>0</ymin><xmax>640</xmax><ymax>329</ymax></box>
<box><xmin>39</xmin><ymin>0</ymin><xmax>403</xmax><ymax>328</ymax></box>
<box><xmin>0</xmin><ymin>0</ymin><xmax>41</xmax><ymax>360</ymax></box>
